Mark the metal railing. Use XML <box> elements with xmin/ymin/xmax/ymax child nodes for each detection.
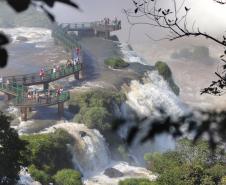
<box><xmin>14</xmin><ymin>91</ymin><xmax>70</xmax><ymax>107</ymax></box>
<box><xmin>2</xmin><ymin>63</ymin><xmax>82</xmax><ymax>85</ymax></box>
<box><xmin>0</xmin><ymin>82</ymin><xmax>27</xmax><ymax>95</ymax></box>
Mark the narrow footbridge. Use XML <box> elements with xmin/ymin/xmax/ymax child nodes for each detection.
<box><xmin>0</xmin><ymin>63</ymin><xmax>83</xmax><ymax>121</ymax></box>
<box><xmin>52</xmin><ymin>20</ymin><xmax>121</xmax><ymax>50</ymax></box>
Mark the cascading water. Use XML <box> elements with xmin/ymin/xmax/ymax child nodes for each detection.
<box><xmin>126</xmin><ymin>71</ymin><xmax>189</xmax><ymax>117</ymax></box>
<box><xmin>42</xmin><ymin>123</ymin><xmax>110</xmax><ymax>178</ymax></box>
<box><xmin>118</xmin><ymin>43</ymin><xmax>190</xmax><ymax>165</ymax></box>
<box><xmin>41</xmin><ymin>122</ymin><xmax>156</xmax><ymax>185</ymax></box>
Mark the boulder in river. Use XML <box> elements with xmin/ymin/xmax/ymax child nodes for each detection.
<box><xmin>104</xmin><ymin>167</ymin><xmax>124</xmax><ymax>178</ymax></box>
<box><xmin>16</xmin><ymin>36</ymin><xmax>28</xmax><ymax>42</ymax></box>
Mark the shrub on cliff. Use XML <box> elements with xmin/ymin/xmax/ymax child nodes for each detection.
<box><xmin>28</xmin><ymin>165</ymin><xmax>51</xmax><ymax>185</ymax></box>
<box><xmin>119</xmin><ymin>178</ymin><xmax>156</xmax><ymax>185</ymax></box>
<box><xmin>104</xmin><ymin>57</ymin><xmax>129</xmax><ymax>69</ymax></box>
<box><xmin>21</xmin><ymin>129</ymin><xmax>75</xmax><ymax>183</ymax></box>
<box><xmin>69</xmin><ymin>89</ymin><xmax>125</xmax><ymax>132</ymax></box>
<box><xmin>54</xmin><ymin>169</ymin><xmax>82</xmax><ymax>185</ymax></box>
<box><xmin>154</xmin><ymin>61</ymin><xmax>180</xmax><ymax>95</ymax></box>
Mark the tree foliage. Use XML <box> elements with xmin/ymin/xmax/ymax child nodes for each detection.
<box><xmin>21</xmin><ymin>129</ymin><xmax>75</xmax><ymax>184</ymax></box>
<box><xmin>144</xmin><ymin>139</ymin><xmax>226</xmax><ymax>185</ymax></box>
<box><xmin>0</xmin><ymin>112</ymin><xmax>28</xmax><ymax>185</ymax></box>
<box><xmin>119</xmin><ymin>178</ymin><xmax>156</xmax><ymax>185</ymax></box>
<box><xmin>54</xmin><ymin>169</ymin><xmax>82</xmax><ymax>185</ymax></box>
<box><xmin>69</xmin><ymin>89</ymin><xmax>125</xmax><ymax>132</ymax></box>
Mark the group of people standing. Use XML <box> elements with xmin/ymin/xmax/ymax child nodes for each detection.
<box><xmin>101</xmin><ymin>17</ymin><xmax>121</xmax><ymax>28</ymax></box>
<box><xmin>26</xmin><ymin>87</ymin><xmax>64</xmax><ymax>103</ymax></box>
<box><xmin>39</xmin><ymin>47</ymin><xmax>82</xmax><ymax>81</ymax></box>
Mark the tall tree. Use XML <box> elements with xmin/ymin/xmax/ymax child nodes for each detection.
<box><xmin>0</xmin><ymin>112</ymin><xmax>28</xmax><ymax>185</ymax></box>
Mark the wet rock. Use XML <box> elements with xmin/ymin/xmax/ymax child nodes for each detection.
<box><xmin>16</xmin><ymin>36</ymin><xmax>28</xmax><ymax>42</ymax></box>
<box><xmin>79</xmin><ymin>131</ymin><xmax>87</xmax><ymax>137</ymax></box>
<box><xmin>104</xmin><ymin>167</ymin><xmax>124</xmax><ymax>178</ymax></box>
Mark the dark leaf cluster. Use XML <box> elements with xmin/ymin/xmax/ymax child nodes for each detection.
<box><xmin>112</xmin><ymin>109</ymin><xmax>226</xmax><ymax>151</ymax></box>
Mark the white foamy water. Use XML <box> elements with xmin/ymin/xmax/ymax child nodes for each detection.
<box><xmin>118</xmin><ymin>44</ymin><xmax>190</xmax><ymax>164</ymax></box>
<box><xmin>42</xmin><ymin>123</ymin><xmax>111</xmax><ymax>178</ymax></box>
<box><xmin>41</xmin><ymin>122</ymin><xmax>157</xmax><ymax>184</ymax></box>
<box><xmin>84</xmin><ymin>162</ymin><xmax>157</xmax><ymax>185</ymax></box>
<box><xmin>126</xmin><ymin>71</ymin><xmax>189</xmax><ymax>117</ymax></box>
<box><xmin>0</xmin><ymin>27</ymin><xmax>51</xmax><ymax>44</ymax></box>
<box><xmin>119</xmin><ymin>43</ymin><xmax>148</xmax><ymax>65</ymax></box>
<box><xmin>18</xmin><ymin>168</ymin><xmax>41</xmax><ymax>185</ymax></box>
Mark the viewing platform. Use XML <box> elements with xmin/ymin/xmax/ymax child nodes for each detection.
<box><xmin>0</xmin><ymin>62</ymin><xmax>83</xmax><ymax>121</ymax></box>
<box><xmin>2</xmin><ymin>63</ymin><xmax>82</xmax><ymax>87</ymax></box>
<box><xmin>52</xmin><ymin>19</ymin><xmax>121</xmax><ymax>50</ymax></box>
<box><xmin>0</xmin><ymin>18</ymin><xmax>121</xmax><ymax>121</ymax></box>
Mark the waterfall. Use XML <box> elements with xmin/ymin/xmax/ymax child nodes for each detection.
<box><xmin>119</xmin><ymin>71</ymin><xmax>190</xmax><ymax>165</ymax></box>
<box><xmin>126</xmin><ymin>71</ymin><xmax>189</xmax><ymax>117</ymax></box>
<box><xmin>42</xmin><ymin>123</ymin><xmax>157</xmax><ymax>185</ymax></box>
<box><xmin>43</xmin><ymin>123</ymin><xmax>111</xmax><ymax>178</ymax></box>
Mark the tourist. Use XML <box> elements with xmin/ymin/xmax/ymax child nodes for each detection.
<box><xmin>56</xmin><ymin>65</ymin><xmax>60</xmax><ymax>72</ymax></box>
<box><xmin>52</xmin><ymin>66</ymin><xmax>56</xmax><ymax>78</ymax></box>
<box><xmin>66</xmin><ymin>59</ymin><xmax>72</xmax><ymax>67</ymax></box>
<box><xmin>60</xmin><ymin>87</ymin><xmax>63</xmax><ymax>94</ymax></box>
<box><xmin>76</xmin><ymin>47</ymin><xmax>80</xmax><ymax>56</ymax></box>
<box><xmin>39</xmin><ymin>68</ymin><xmax>44</xmax><ymax>80</ymax></box>
<box><xmin>56</xmin><ymin>88</ymin><xmax>61</xmax><ymax>96</ymax></box>
<box><xmin>6</xmin><ymin>79</ymin><xmax>10</xmax><ymax>88</ymax></box>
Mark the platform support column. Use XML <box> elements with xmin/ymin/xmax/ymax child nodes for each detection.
<box><xmin>21</xmin><ymin>107</ymin><xmax>28</xmax><ymax>121</ymax></box>
<box><xmin>79</xmin><ymin>63</ymin><xmax>84</xmax><ymax>79</ymax></box>
<box><xmin>58</xmin><ymin>102</ymin><xmax>64</xmax><ymax>118</ymax></box>
<box><xmin>105</xmin><ymin>31</ymin><xmax>110</xmax><ymax>39</ymax></box>
<box><xmin>74</xmin><ymin>71</ymin><xmax>80</xmax><ymax>80</ymax></box>
<box><xmin>5</xmin><ymin>93</ymin><xmax>14</xmax><ymax>101</ymax></box>
<box><xmin>43</xmin><ymin>83</ymin><xmax>49</xmax><ymax>91</ymax></box>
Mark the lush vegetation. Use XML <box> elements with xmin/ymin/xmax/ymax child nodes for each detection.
<box><xmin>104</xmin><ymin>57</ymin><xmax>129</xmax><ymax>69</ymax></box>
<box><xmin>154</xmin><ymin>61</ymin><xmax>180</xmax><ymax>95</ymax></box>
<box><xmin>68</xmin><ymin>89</ymin><xmax>127</xmax><ymax>160</ymax></box>
<box><xmin>119</xmin><ymin>178</ymin><xmax>156</xmax><ymax>185</ymax></box>
<box><xmin>21</xmin><ymin>129</ymin><xmax>77</xmax><ymax>184</ymax></box>
<box><xmin>54</xmin><ymin>169</ymin><xmax>82</xmax><ymax>185</ymax></box>
<box><xmin>69</xmin><ymin>89</ymin><xmax>126</xmax><ymax>132</ymax></box>
<box><xmin>144</xmin><ymin>139</ymin><xmax>226</xmax><ymax>185</ymax></box>
<box><xmin>0</xmin><ymin>112</ymin><xmax>28</xmax><ymax>185</ymax></box>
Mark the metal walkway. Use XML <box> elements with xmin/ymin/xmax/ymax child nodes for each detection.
<box><xmin>0</xmin><ymin>63</ymin><xmax>82</xmax><ymax>107</ymax></box>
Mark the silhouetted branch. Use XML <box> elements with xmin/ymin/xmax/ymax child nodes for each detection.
<box><xmin>113</xmin><ymin>109</ymin><xmax>226</xmax><ymax>151</ymax></box>
<box><xmin>127</xmin><ymin>0</ymin><xmax>226</xmax><ymax>96</ymax></box>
